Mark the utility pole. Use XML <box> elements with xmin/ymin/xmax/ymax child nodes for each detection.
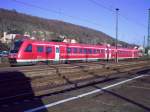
<box><xmin>143</xmin><ymin>36</ymin><xmax>145</xmax><ymax>48</ymax></box>
<box><xmin>143</xmin><ymin>36</ymin><xmax>146</xmax><ymax>55</ymax></box>
<box><xmin>115</xmin><ymin>8</ymin><xmax>119</xmax><ymax>63</ymax></box>
<box><xmin>147</xmin><ymin>9</ymin><xmax>150</xmax><ymax>55</ymax></box>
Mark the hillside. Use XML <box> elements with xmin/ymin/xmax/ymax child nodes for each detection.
<box><xmin>0</xmin><ymin>8</ymin><xmax>131</xmax><ymax>49</ymax></box>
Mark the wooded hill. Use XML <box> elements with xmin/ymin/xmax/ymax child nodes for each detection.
<box><xmin>0</xmin><ymin>8</ymin><xmax>133</xmax><ymax>50</ymax></box>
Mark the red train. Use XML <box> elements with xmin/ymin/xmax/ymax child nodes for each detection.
<box><xmin>8</xmin><ymin>39</ymin><xmax>141</xmax><ymax>65</ymax></box>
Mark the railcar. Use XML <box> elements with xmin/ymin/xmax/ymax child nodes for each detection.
<box><xmin>8</xmin><ymin>39</ymin><xmax>141</xmax><ymax>65</ymax></box>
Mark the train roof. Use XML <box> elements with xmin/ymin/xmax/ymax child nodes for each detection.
<box><xmin>23</xmin><ymin>40</ymin><xmax>107</xmax><ymax>47</ymax></box>
<box><xmin>22</xmin><ymin>39</ymin><xmax>139</xmax><ymax>51</ymax></box>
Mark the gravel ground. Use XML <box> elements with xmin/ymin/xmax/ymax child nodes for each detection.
<box><xmin>45</xmin><ymin>75</ymin><xmax>150</xmax><ymax>112</ymax></box>
<box><xmin>0</xmin><ymin>72</ymin><xmax>150</xmax><ymax>112</ymax></box>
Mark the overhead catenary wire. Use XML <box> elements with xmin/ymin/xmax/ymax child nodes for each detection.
<box><xmin>88</xmin><ymin>0</ymin><xmax>114</xmax><ymax>13</ymax></box>
<box><xmin>11</xmin><ymin>0</ymin><xmax>103</xmax><ymax>29</ymax></box>
<box><xmin>88</xmin><ymin>0</ymin><xmax>147</xmax><ymax>29</ymax></box>
<box><xmin>10</xmin><ymin>0</ymin><xmax>146</xmax><ymax>46</ymax></box>
<box><xmin>10</xmin><ymin>0</ymin><xmax>147</xmax><ymax>30</ymax></box>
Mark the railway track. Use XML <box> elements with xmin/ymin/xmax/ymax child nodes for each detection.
<box><xmin>0</xmin><ymin>57</ymin><xmax>149</xmax><ymax>68</ymax></box>
<box><xmin>0</xmin><ymin>60</ymin><xmax>150</xmax><ymax>104</ymax></box>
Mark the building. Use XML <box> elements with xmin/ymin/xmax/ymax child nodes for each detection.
<box><xmin>63</xmin><ymin>38</ymin><xmax>77</xmax><ymax>43</ymax></box>
<box><xmin>0</xmin><ymin>32</ymin><xmax>28</xmax><ymax>43</ymax></box>
<box><xmin>0</xmin><ymin>32</ymin><xmax>17</xmax><ymax>43</ymax></box>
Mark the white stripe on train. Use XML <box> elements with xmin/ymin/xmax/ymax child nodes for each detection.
<box><xmin>17</xmin><ymin>57</ymin><xmax>137</xmax><ymax>63</ymax></box>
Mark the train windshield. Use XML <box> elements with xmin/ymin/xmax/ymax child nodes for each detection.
<box><xmin>10</xmin><ymin>40</ymin><xmax>23</xmax><ymax>53</ymax></box>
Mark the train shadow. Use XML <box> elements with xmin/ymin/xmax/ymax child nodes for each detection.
<box><xmin>0</xmin><ymin>71</ymin><xmax>48</xmax><ymax>112</ymax></box>
<box><xmin>136</xmin><ymin>68</ymin><xmax>150</xmax><ymax>75</ymax></box>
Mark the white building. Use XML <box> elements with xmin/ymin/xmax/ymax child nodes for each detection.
<box><xmin>0</xmin><ymin>32</ymin><xmax>17</xmax><ymax>43</ymax></box>
<box><xmin>63</xmin><ymin>38</ymin><xmax>77</xmax><ymax>43</ymax></box>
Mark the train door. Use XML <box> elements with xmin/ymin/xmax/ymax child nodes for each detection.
<box><xmin>23</xmin><ymin>44</ymin><xmax>34</xmax><ymax>62</ymax></box>
<box><xmin>111</xmin><ymin>49</ymin><xmax>115</xmax><ymax>59</ymax></box>
<box><xmin>36</xmin><ymin>46</ymin><xmax>44</xmax><ymax>61</ymax></box>
<box><xmin>132</xmin><ymin>50</ymin><xmax>134</xmax><ymax>58</ymax></box>
<box><xmin>105</xmin><ymin>48</ymin><xmax>107</xmax><ymax>59</ymax></box>
<box><xmin>109</xmin><ymin>49</ymin><xmax>111</xmax><ymax>59</ymax></box>
<box><xmin>105</xmin><ymin>48</ymin><xmax>111</xmax><ymax>60</ymax></box>
<box><xmin>55</xmin><ymin>45</ymin><xmax>60</xmax><ymax>61</ymax></box>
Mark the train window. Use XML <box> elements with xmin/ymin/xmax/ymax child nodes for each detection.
<box><xmin>84</xmin><ymin>49</ymin><xmax>87</xmax><ymax>54</ymax></box>
<box><xmin>67</xmin><ymin>48</ymin><xmax>71</xmax><ymax>53</ymax></box>
<box><xmin>25</xmin><ymin>44</ymin><xmax>32</xmax><ymax>52</ymax></box>
<box><xmin>101</xmin><ymin>49</ymin><xmax>105</xmax><ymax>53</ymax></box>
<box><xmin>79</xmin><ymin>48</ymin><xmax>83</xmax><ymax>53</ymax></box>
<box><xmin>88</xmin><ymin>49</ymin><xmax>92</xmax><ymax>54</ymax></box>
<box><xmin>46</xmin><ymin>47</ymin><xmax>52</xmax><ymax>53</ymax></box>
<box><xmin>56</xmin><ymin>47</ymin><xmax>59</xmax><ymax>53</ymax></box>
<box><xmin>97</xmin><ymin>49</ymin><xmax>100</xmax><ymax>53</ymax></box>
<box><xmin>37</xmin><ymin>46</ymin><xmax>44</xmax><ymax>53</ymax></box>
<box><xmin>134</xmin><ymin>52</ymin><xmax>138</xmax><ymax>55</ymax></box>
<box><xmin>10</xmin><ymin>40</ymin><xmax>23</xmax><ymax>53</ymax></box>
<box><xmin>87</xmin><ymin>49</ymin><xmax>90</xmax><ymax>54</ymax></box>
<box><xmin>73</xmin><ymin>48</ymin><xmax>77</xmax><ymax>53</ymax></box>
<box><xmin>93</xmin><ymin>49</ymin><xmax>96</xmax><ymax>54</ymax></box>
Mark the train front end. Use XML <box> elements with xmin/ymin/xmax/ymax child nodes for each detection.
<box><xmin>9</xmin><ymin>40</ymin><xmax>23</xmax><ymax>66</ymax></box>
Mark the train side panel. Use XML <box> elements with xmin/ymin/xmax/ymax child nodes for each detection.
<box><xmin>9</xmin><ymin>40</ymin><xmax>141</xmax><ymax>65</ymax></box>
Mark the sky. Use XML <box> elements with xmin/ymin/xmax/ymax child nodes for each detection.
<box><xmin>0</xmin><ymin>0</ymin><xmax>150</xmax><ymax>45</ymax></box>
